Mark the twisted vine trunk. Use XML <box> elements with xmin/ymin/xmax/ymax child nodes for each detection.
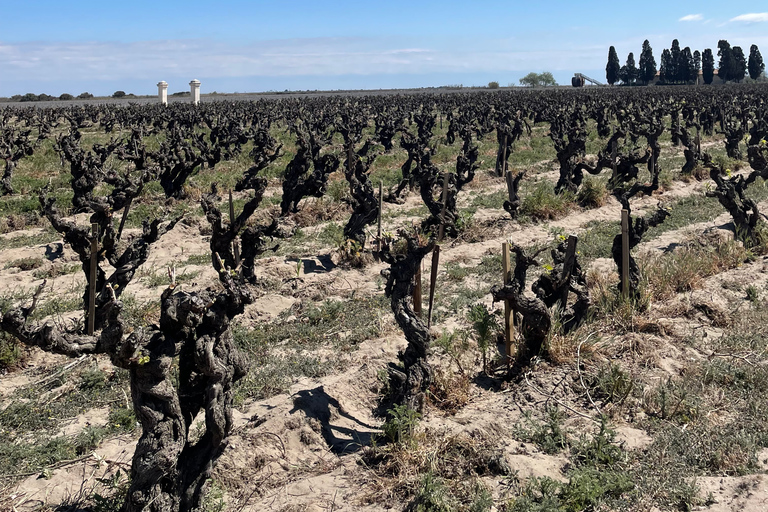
<box><xmin>381</xmin><ymin>233</ymin><xmax>435</xmax><ymax>412</ymax></box>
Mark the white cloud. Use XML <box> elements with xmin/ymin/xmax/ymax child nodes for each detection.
<box><xmin>730</xmin><ymin>13</ymin><xmax>768</xmax><ymax>23</ymax></box>
<box><xmin>679</xmin><ymin>14</ymin><xmax>703</xmax><ymax>22</ymax></box>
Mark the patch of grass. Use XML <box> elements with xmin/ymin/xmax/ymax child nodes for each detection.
<box><xmin>4</xmin><ymin>256</ymin><xmax>45</xmax><ymax>271</ymax></box>
<box><xmin>519</xmin><ymin>181</ymin><xmax>576</xmax><ymax>221</ymax></box>
<box><xmin>514</xmin><ymin>408</ymin><xmax>570</xmax><ymax>455</ymax></box>
<box><xmin>576</xmin><ymin>176</ymin><xmax>607</xmax><ymax>209</ymax></box>
<box><xmin>32</xmin><ymin>262</ymin><xmax>80</xmax><ymax>279</ymax></box>
<box><xmin>641</xmin><ymin>236</ymin><xmax>750</xmax><ymax>300</ymax></box>
<box><xmin>0</xmin><ymin>229</ymin><xmax>59</xmax><ymax>250</ymax></box>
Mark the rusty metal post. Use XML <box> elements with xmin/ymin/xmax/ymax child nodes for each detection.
<box><xmin>621</xmin><ymin>210</ymin><xmax>630</xmax><ymax>299</ymax></box>
<box><xmin>427</xmin><ymin>246</ymin><xmax>440</xmax><ymax>329</ymax></box>
<box><xmin>502</xmin><ymin>242</ymin><xmax>513</xmax><ymax>364</ymax></box>
<box><xmin>88</xmin><ymin>223</ymin><xmax>98</xmax><ymax>335</ymax></box>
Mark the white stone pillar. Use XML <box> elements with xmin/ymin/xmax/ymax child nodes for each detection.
<box><xmin>157</xmin><ymin>81</ymin><xmax>168</xmax><ymax>105</ymax></box>
<box><xmin>189</xmin><ymin>79</ymin><xmax>201</xmax><ymax>105</ymax></box>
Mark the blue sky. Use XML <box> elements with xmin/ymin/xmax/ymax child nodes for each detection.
<box><xmin>1</xmin><ymin>1</ymin><xmax>767</xmax><ymax>96</ymax></box>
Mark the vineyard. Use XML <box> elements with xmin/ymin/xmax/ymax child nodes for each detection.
<box><xmin>1</xmin><ymin>85</ymin><xmax>768</xmax><ymax>511</ymax></box>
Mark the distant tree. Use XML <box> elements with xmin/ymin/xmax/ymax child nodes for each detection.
<box><xmin>670</xmin><ymin>39</ymin><xmax>682</xmax><ymax>83</ymax></box>
<box><xmin>59</xmin><ymin>93</ymin><xmax>74</xmax><ymax>101</ymax></box>
<box><xmin>519</xmin><ymin>72</ymin><xmax>539</xmax><ymax>87</ymax></box>
<box><xmin>638</xmin><ymin>39</ymin><xmax>657</xmax><ymax>85</ymax></box>
<box><xmin>681</xmin><ymin>47</ymin><xmax>696</xmax><ymax>83</ymax></box>
<box><xmin>702</xmin><ymin>49</ymin><xmax>715</xmax><ymax>84</ymax></box>
<box><xmin>606</xmin><ymin>46</ymin><xmax>621</xmax><ymax>85</ymax></box>
<box><xmin>19</xmin><ymin>93</ymin><xmax>38</xmax><ymax>102</ymax></box>
<box><xmin>518</xmin><ymin>72</ymin><xmax>558</xmax><ymax>87</ymax></box>
<box><xmin>487</xmin><ymin>81</ymin><xmax>500</xmax><ymax>89</ymax></box>
<box><xmin>718</xmin><ymin>40</ymin><xmax>733</xmax><ymax>82</ymax></box>
<box><xmin>619</xmin><ymin>52</ymin><xmax>639</xmax><ymax>85</ymax></box>
<box><xmin>112</xmin><ymin>90</ymin><xmax>126</xmax><ymax>98</ymax></box>
<box><xmin>659</xmin><ymin>49</ymin><xmax>672</xmax><ymax>83</ymax></box>
<box><xmin>538</xmin><ymin>72</ymin><xmax>558</xmax><ymax>86</ymax></box>
<box><xmin>748</xmin><ymin>45</ymin><xmax>765</xmax><ymax>81</ymax></box>
<box><xmin>732</xmin><ymin>46</ymin><xmax>747</xmax><ymax>82</ymax></box>
<box><xmin>77</xmin><ymin>92</ymin><xmax>94</xmax><ymax>99</ymax></box>
<box><xmin>693</xmin><ymin>50</ymin><xmax>702</xmax><ymax>82</ymax></box>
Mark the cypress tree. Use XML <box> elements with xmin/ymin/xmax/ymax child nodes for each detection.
<box><xmin>732</xmin><ymin>46</ymin><xmax>747</xmax><ymax>82</ymax></box>
<box><xmin>619</xmin><ymin>52</ymin><xmax>639</xmax><ymax>85</ymax></box>
<box><xmin>660</xmin><ymin>49</ymin><xmax>672</xmax><ymax>83</ymax></box>
<box><xmin>606</xmin><ymin>46</ymin><xmax>621</xmax><ymax>85</ymax></box>
<box><xmin>748</xmin><ymin>45</ymin><xmax>765</xmax><ymax>81</ymax></box>
<box><xmin>639</xmin><ymin>39</ymin><xmax>657</xmax><ymax>85</ymax></box>
<box><xmin>670</xmin><ymin>39</ymin><xmax>682</xmax><ymax>83</ymax></box>
<box><xmin>681</xmin><ymin>47</ymin><xmax>696</xmax><ymax>83</ymax></box>
<box><xmin>702</xmin><ymin>49</ymin><xmax>715</xmax><ymax>84</ymax></box>
<box><xmin>718</xmin><ymin>40</ymin><xmax>733</xmax><ymax>82</ymax></box>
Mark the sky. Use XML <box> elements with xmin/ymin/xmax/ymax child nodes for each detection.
<box><xmin>1</xmin><ymin>1</ymin><xmax>767</xmax><ymax>97</ymax></box>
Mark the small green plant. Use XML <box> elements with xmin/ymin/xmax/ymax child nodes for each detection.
<box><xmin>746</xmin><ymin>284</ymin><xmax>759</xmax><ymax>305</ymax></box>
<box><xmin>514</xmin><ymin>408</ymin><xmax>569</xmax><ymax>454</ymax></box>
<box><xmin>382</xmin><ymin>404</ymin><xmax>421</xmax><ymax>445</ymax></box>
<box><xmin>410</xmin><ymin>472</ymin><xmax>456</xmax><ymax>512</ymax></box>
<box><xmin>467</xmin><ymin>303</ymin><xmax>499</xmax><ymax>371</ymax></box>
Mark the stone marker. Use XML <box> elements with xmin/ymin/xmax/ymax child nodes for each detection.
<box><xmin>189</xmin><ymin>79</ymin><xmax>201</xmax><ymax>105</ymax></box>
<box><xmin>157</xmin><ymin>81</ymin><xmax>168</xmax><ymax>105</ymax></box>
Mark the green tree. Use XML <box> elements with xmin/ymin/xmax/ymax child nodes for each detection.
<box><xmin>748</xmin><ymin>45</ymin><xmax>765</xmax><ymax>81</ymax></box>
<box><xmin>681</xmin><ymin>47</ymin><xmax>696</xmax><ymax>83</ymax></box>
<box><xmin>519</xmin><ymin>72</ymin><xmax>539</xmax><ymax>87</ymax></box>
<box><xmin>619</xmin><ymin>52</ymin><xmax>638</xmax><ymax>85</ymax></box>
<box><xmin>538</xmin><ymin>72</ymin><xmax>558</xmax><ymax>87</ymax></box>
<box><xmin>606</xmin><ymin>46</ymin><xmax>620</xmax><ymax>85</ymax></box>
<box><xmin>718</xmin><ymin>40</ymin><xmax>733</xmax><ymax>82</ymax></box>
<box><xmin>518</xmin><ymin>72</ymin><xmax>558</xmax><ymax>87</ymax></box>
<box><xmin>702</xmin><ymin>48</ymin><xmax>715</xmax><ymax>84</ymax></box>
<box><xmin>693</xmin><ymin>50</ymin><xmax>701</xmax><ymax>81</ymax></box>
<box><xmin>638</xmin><ymin>39</ymin><xmax>657</xmax><ymax>85</ymax></box>
<box><xmin>670</xmin><ymin>39</ymin><xmax>682</xmax><ymax>83</ymax></box>
<box><xmin>732</xmin><ymin>46</ymin><xmax>747</xmax><ymax>82</ymax></box>
<box><xmin>659</xmin><ymin>49</ymin><xmax>672</xmax><ymax>83</ymax></box>
<box><xmin>112</xmin><ymin>90</ymin><xmax>126</xmax><ymax>98</ymax></box>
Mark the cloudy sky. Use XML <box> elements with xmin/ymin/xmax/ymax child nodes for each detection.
<box><xmin>1</xmin><ymin>1</ymin><xmax>767</xmax><ymax>96</ymax></box>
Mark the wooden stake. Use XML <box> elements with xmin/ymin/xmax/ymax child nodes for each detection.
<box><xmin>505</xmin><ymin>170</ymin><xmax>515</xmax><ymax>204</ymax></box>
<box><xmin>229</xmin><ymin>190</ymin><xmax>240</xmax><ymax>265</ymax></box>
<box><xmin>502</xmin><ymin>242</ymin><xmax>513</xmax><ymax>364</ymax></box>
<box><xmin>501</xmin><ymin>133</ymin><xmax>508</xmax><ymax>175</ymax></box>
<box><xmin>116</xmin><ymin>197</ymin><xmax>132</xmax><ymax>243</ymax></box>
<box><xmin>438</xmin><ymin>172</ymin><xmax>450</xmax><ymax>242</ymax></box>
<box><xmin>695</xmin><ymin>127</ymin><xmax>701</xmax><ymax>156</ymax></box>
<box><xmin>427</xmin><ymin>246</ymin><xmax>440</xmax><ymax>329</ymax></box>
<box><xmin>413</xmin><ymin>264</ymin><xmax>422</xmax><ymax>317</ymax></box>
<box><xmin>377</xmin><ymin>180</ymin><xmax>383</xmax><ymax>254</ymax></box>
<box><xmin>621</xmin><ymin>209</ymin><xmax>630</xmax><ymax>300</ymax></box>
<box><xmin>88</xmin><ymin>223</ymin><xmax>98</xmax><ymax>336</ymax></box>
<box><xmin>611</xmin><ymin>139</ymin><xmax>618</xmax><ymax>182</ymax></box>
<box><xmin>559</xmin><ymin>235</ymin><xmax>578</xmax><ymax>310</ymax></box>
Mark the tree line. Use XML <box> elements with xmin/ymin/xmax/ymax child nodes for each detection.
<box><xmin>606</xmin><ymin>39</ymin><xmax>764</xmax><ymax>86</ymax></box>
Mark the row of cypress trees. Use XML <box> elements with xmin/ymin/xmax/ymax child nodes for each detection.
<box><xmin>606</xmin><ymin>40</ymin><xmax>764</xmax><ymax>86</ymax></box>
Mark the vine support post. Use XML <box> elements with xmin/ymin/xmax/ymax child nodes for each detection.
<box><xmin>501</xmin><ymin>134</ymin><xmax>508</xmax><ymax>175</ymax></box>
<box><xmin>87</xmin><ymin>223</ymin><xmax>98</xmax><ymax>336</ymax></box>
<box><xmin>559</xmin><ymin>235</ymin><xmax>578</xmax><ymax>310</ymax></box>
<box><xmin>611</xmin><ymin>139</ymin><xmax>617</xmax><ymax>182</ymax></box>
<box><xmin>621</xmin><ymin>209</ymin><xmax>630</xmax><ymax>300</ymax></box>
<box><xmin>229</xmin><ymin>190</ymin><xmax>240</xmax><ymax>265</ymax></box>
<box><xmin>502</xmin><ymin>241</ymin><xmax>513</xmax><ymax>365</ymax></box>
<box><xmin>377</xmin><ymin>180</ymin><xmax>383</xmax><ymax>254</ymax></box>
<box><xmin>505</xmin><ymin>170</ymin><xmax>515</xmax><ymax>207</ymax></box>
<box><xmin>695</xmin><ymin>127</ymin><xmax>701</xmax><ymax>157</ymax></box>
<box><xmin>437</xmin><ymin>172</ymin><xmax>450</xmax><ymax>242</ymax></box>
<box><xmin>413</xmin><ymin>264</ymin><xmax>423</xmax><ymax>317</ymax></box>
<box><xmin>116</xmin><ymin>197</ymin><xmax>132</xmax><ymax>243</ymax></box>
<box><xmin>427</xmin><ymin>245</ymin><xmax>440</xmax><ymax>329</ymax></box>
